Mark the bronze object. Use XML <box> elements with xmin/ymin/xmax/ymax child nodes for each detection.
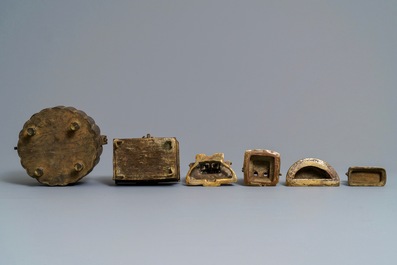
<box><xmin>185</xmin><ymin>153</ymin><xmax>237</xmax><ymax>186</ymax></box>
<box><xmin>243</xmin><ymin>149</ymin><xmax>280</xmax><ymax>186</ymax></box>
<box><xmin>346</xmin><ymin>167</ymin><xmax>386</xmax><ymax>186</ymax></box>
<box><xmin>286</xmin><ymin>158</ymin><xmax>340</xmax><ymax>186</ymax></box>
<box><xmin>113</xmin><ymin>134</ymin><xmax>180</xmax><ymax>184</ymax></box>
<box><xmin>16</xmin><ymin>106</ymin><xmax>107</xmax><ymax>186</ymax></box>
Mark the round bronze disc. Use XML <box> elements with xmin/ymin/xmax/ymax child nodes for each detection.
<box><xmin>17</xmin><ymin>106</ymin><xmax>107</xmax><ymax>186</ymax></box>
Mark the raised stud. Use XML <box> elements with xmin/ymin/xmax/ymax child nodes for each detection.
<box><xmin>101</xmin><ymin>135</ymin><xmax>108</xmax><ymax>145</ymax></box>
<box><xmin>70</xmin><ymin>122</ymin><xmax>80</xmax><ymax>131</ymax></box>
<box><xmin>27</xmin><ymin>127</ymin><xmax>36</xmax><ymax>136</ymax></box>
<box><xmin>34</xmin><ymin>168</ymin><xmax>43</xmax><ymax>177</ymax></box>
<box><xmin>74</xmin><ymin>162</ymin><xmax>84</xmax><ymax>172</ymax></box>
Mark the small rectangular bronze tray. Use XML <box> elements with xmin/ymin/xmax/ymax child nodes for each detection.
<box><xmin>346</xmin><ymin>167</ymin><xmax>386</xmax><ymax>186</ymax></box>
<box><xmin>113</xmin><ymin>134</ymin><xmax>180</xmax><ymax>184</ymax></box>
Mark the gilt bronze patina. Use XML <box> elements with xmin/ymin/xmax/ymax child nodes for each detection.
<box><xmin>113</xmin><ymin>134</ymin><xmax>180</xmax><ymax>184</ymax></box>
<box><xmin>243</xmin><ymin>149</ymin><xmax>280</xmax><ymax>186</ymax></box>
<box><xmin>185</xmin><ymin>153</ymin><xmax>237</xmax><ymax>187</ymax></box>
<box><xmin>16</xmin><ymin>106</ymin><xmax>107</xmax><ymax>186</ymax></box>
<box><xmin>286</xmin><ymin>158</ymin><xmax>339</xmax><ymax>186</ymax></box>
<box><xmin>346</xmin><ymin>167</ymin><xmax>386</xmax><ymax>186</ymax></box>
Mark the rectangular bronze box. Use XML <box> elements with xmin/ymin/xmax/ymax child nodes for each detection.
<box><xmin>347</xmin><ymin>167</ymin><xmax>386</xmax><ymax>186</ymax></box>
<box><xmin>113</xmin><ymin>135</ymin><xmax>180</xmax><ymax>184</ymax></box>
<box><xmin>243</xmin><ymin>149</ymin><xmax>280</xmax><ymax>186</ymax></box>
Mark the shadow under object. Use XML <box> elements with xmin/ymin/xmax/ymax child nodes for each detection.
<box><xmin>185</xmin><ymin>153</ymin><xmax>237</xmax><ymax>187</ymax></box>
<box><xmin>286</xmin><ymin>158</ymin><xmax>339</xmax><ymax>186</ymax></box>
<box><xmin>242</xmin><ymin>149</ymin><xmax>280</xmax><ymax>186</ymax></box>
<box><xmin>113</xmin><ymin>134</ymin><xmax>180</xmax><ymax>184</ymax></box>
<box><xmin>346</xmin><ymin>166</ymin><xmax>386</xmax><ymax>186</ymax></box>
<box><xmin>15</xmin><ymin>106</ymin><xmax>107</xmax><ymax>186</ymax></box>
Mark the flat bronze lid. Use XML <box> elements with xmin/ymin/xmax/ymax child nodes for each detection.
<box><xmin>286</xmin><ymin>158</ymin><xmax>339</xmax><ymax>186</ymax></box>
<box><xmin>16</xmin><ymin>106</ymin><xmax>107</xmax><ymax>186</ymax></box>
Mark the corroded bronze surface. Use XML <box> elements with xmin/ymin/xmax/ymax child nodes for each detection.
<box><xmin>243</xmin><ymin>149</ymin><xmax>280</xmax><ymax>186</ymax></box>
<box><xmin>16</xmin><ymin>106</ymin><xmax>107</xmax><ymax>186</ymax></box>
<box><xmin>346</xmin><ymin>167</ymin><xmax>386</xmax><ymax>186</ymax></box>
<box><xmin>113</xmin><ymin>134</ymin><xmax>180</xmax><ymax>184</ymax></box>
<box><xmin>185</xmin><ymin>153</ymin><xmax>237</xmax><ymax>187</ymax></box>
<box><xmin>286</xmin><ymin>158</ymin><xmax>339</xmax><ymax>186</ymax></box>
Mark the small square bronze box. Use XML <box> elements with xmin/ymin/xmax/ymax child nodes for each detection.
<box><xmin>346</xmin><ymin>167</ymin><xmax>386</xmax><ymax>186</ymax></box>
<box><xmin>113</xmin><ymin>134</ymin><xmax>180</xmax><ymax>184</ymax></box>
<box><xmin>243</xmin><ymin>149</ymin><xmax>280</xmax><ymax>186</ymax></box>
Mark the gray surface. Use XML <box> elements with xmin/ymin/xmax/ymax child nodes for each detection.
<box><xmin>1</xmin><ymin>1</ymin><xmax>396</xmax><ymax>264</ymax></box>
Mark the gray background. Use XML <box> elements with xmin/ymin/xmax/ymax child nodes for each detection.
<box><xmin>0</xmin><ymin>1</ymin><xmax>396</xmax><ymax>264</ymax></box>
